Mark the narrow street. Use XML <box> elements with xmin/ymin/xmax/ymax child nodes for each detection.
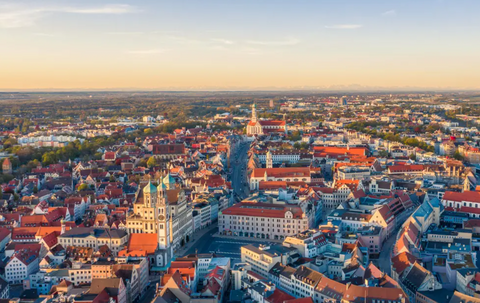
<box><xmin>137</xmin><ymin>284</ymin><xmax>157</xmax><ymax>303</ymax></box>
<box><xmin>373</xmin><ymin>226</ymin><xmax>402</xmax><ymax>275</ymax></box>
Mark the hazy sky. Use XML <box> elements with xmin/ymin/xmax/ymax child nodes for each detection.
<box><xmin>1</xmin><ymin>0</ymin><xmax>479</xmax><ymax>90</ymax></box>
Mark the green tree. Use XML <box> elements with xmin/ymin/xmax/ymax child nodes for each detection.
<box><xmin>78</xmin><ymin>183</ymin><xmax>89</xmax><ymax>191</ymax></box>
<box><xmin>378</xmin><ymin>150</ymin><xmax>389</xmax><ymax>158</ymax></box>
<box><xmin>42</xmin><ymin>151</ymin><xmax>57</xmax><ymax>165</ymax></box>
<box><xmin>147</xmin><ymin>157</ymin><xmax>157</xmax><ymax>168</ymax></box>
<box><xmin>144</xmin><ymin>128</ymin><xmax>153</xmax><ymax>135</ymax></box>
<box><xmin>453</xmin><ymin>151</ymin><xmax>464</xmax><ymax>161</ymax></box>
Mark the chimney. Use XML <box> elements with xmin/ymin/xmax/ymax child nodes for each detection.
<box><xmin>61</xmin><ymin>220</ymin><xmax>66</xmax><ymax>235</ymax></box>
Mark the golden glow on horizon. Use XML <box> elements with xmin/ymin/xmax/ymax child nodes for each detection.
<box><xmin>1</xmin><ymin>1</ymin><xmax>480</xmax><ymax>90</ymax></box>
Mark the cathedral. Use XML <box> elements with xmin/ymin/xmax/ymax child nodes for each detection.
<box><xmin>246</xmin><ymin>103</ymin><xmax>287</xmax><ymax>136</ymax></box>
<box><xmin>126</xmin><ymin>171</ymin><xmax>193</xmax><ymax>267</ymax></box>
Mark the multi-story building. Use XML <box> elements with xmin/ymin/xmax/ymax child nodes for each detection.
<box><xmin>256</xmin><ymin>149</ymin><xmax>309</xmax><ymax>165</ymax></box>
<box><xmin>249</xmin><ymin>167</ymin><xmax>311</xmax><ymax>190</ymax></box>
<box><xmin>337</xmin><ymin>165</ymin><xmax>371</xmax><ymax>180</ymax></box>
<box><xmin>241</xmin><ymin>244</ymin><xmax>297</xmax><ymax>278</ymax></box>
<box><xmin>58</xmin><ymin>227</ymin><xmax>128</xmax><ymax>256</ymax></box>
<box><xmin>219</xmin><ymin>202</ymin><xmax>310</xmax><ymax>240</ymax></box>
<box><xmin>442</xmin><ymin>191</ymin><xmax>480</xmax><ymax>216</ymax></box>
<box><xmin>292</xmin><ymin>265</ymin><xmax>323</xmax><ymax>298</ymax></box>
<box><xmin>5</xmin><ymin>248</ymin><xmax>39</xmax><ymax>284</ymax></box>
<box><xmin>68</xmin><ymin>263</ymin><xmax>92</xmax><ymax>285</ymax></box>
<box><xmin>127</xmin><ymin>174</ymin><xmax>192</xmax><ymax>254</ymax></box>
<box><xmin>283</xmin><ymin>229</ymin><xmax>328</xmax><ymax>258</ymax></box>
<box><xmin>459</xmin><ymin>144</ymin><xmax>480</xmax><ymax>164</ymax></box>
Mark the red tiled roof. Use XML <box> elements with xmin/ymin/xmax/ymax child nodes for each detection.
<box><xmin>259</xmin><ymin>181</ymin><xmax>288</xmax><ymax>190</ymax></box>
<box><xmin>0</xmin><ymin>227</ymin><xmax>11</xmax><ymax>241</ymax></box>
<box><xmin>119</xmin><ymin>233</ymin><xmax>157</xmax><ymax>257</ymax></box>
<box><xmin>443</xmin><ymin>191</ymin><xmax>480</xmax><ymax>203</ymax></box>
<box><xmin>391</xmin><ymin>251</ymin><xmax>417</xmax><ymax>275</ymax></box>
<box><xmin>259</xmin><ymin>120</ymin><xmax>286</xmax><ymax>126</ymax></box>
<box><xmin>222</xmin><ymin>202</ymin><xmax>304</xmax><ymax>219</ymax></box>
<box><xmin>266</xmin><ymin>289</ymin><xmax>295</xmax><ymax>303</ymax></box>
<box><xmin>252</xmin><ymin>167</ymin><xmax>310</xmax><ymax>178</ymax></box>
<box><xmin>313</xmin><ymin>146</ymin><xmax>367</xmax><ymax>157</ymax></box>
<box><xmin>464</xmin><ymin>219</ymin><xmax>480</xmax><ymax>228</ymax></box>
<box><xmin>388</xmin><ymin>164</ymin><xmax>424</xmax><ymax>173</ymax></box>
<box><xmin>285</xmin><ymin>298</ymin><xmax>314</xmax><ymax>303</ymax></box>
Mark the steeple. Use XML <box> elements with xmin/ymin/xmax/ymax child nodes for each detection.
<box><xmin>266</xmin><ymin>150</ymin><xmax>273</xmax><ymax>169</ymax></box>
<box><xmin>251</xmin><ymin>103</ymin><xmax>257</xmax><ymax>123</ymax></box>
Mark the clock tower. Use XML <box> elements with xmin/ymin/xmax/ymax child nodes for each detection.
<box><xmin>156</xmin><ymin>180</ymin><xmax>170</xmax><ymax>250</ymax></box>
<box><xmin>155</xmin><ymin>179</ymin><xmax>173</xmax><ymax>267</ymax></box>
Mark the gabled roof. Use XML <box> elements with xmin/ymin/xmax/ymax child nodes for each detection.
<box><xmin>402</xmin><ymin>262</ymin><xmax>429</xmax><ymax>292</ymax></box>
<box><xmin>266</xmin><ymin>288</ymin><xmax>295</xmax><ymax>303</ymax></box>
<box><xmin>443</xmin><ymin>191</ymin><xmax>480</xmax><ymax>203</ymax></box>
<box><xmin>391</xmin><ymin>252</ymin><xmax>417</xmax><ymax>276</ymax></box>
<box><xmin>119</xmin><ymin>233</ymin><xmax>157</xmax><ymax>257</ymax></box>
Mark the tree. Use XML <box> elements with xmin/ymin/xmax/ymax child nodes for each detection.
<box><xmin>147</xmin><ymin>157</ymin><xmax>157</xmax><ymax>168</ymax></box>
<box><xmin>378</xmin><ymin>150</ymin><xmax>389</xmax><ymax>158</ymax></box>
<box><xmin>453</xmin><ymin>151</ymin><xmax>464</xmax><ymax>161</ymax></box>
<box><xmin>33</xmin><ymin>186</ymin><xmax>38</xmax><ymax>194</ymax></box>
<box><xmin>42</xmin><ymin>151</ymin><xmax>57</xmax><ymax>165</ymax></box>
<box><xmin>78</xmin><ymin>183</ymin><xmax>89</xmax><ymax>191</ymax></box>
<box><xmin>409</xmin><ymin>154</ymin><xmax>417</xmax><ymax>161</ymax></box>
<box><xmin>144</xmin><ymin>128</ymin><xmax>153</xmax><ymax>135</ymax></box>
<box><xmin>288</xmin><ymin>131</ymin><xmax>302</xmax><ymax>141</ymax></box>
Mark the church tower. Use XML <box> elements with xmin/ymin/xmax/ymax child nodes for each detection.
<box><xmin>163</xmin><ymin>167</ymin><xmax>176</xmax><ymax>190</ymax></box>
<box><xmin>266</xmin><ymin>150</ymin><xmax>273</xmax><ymax>169</ymax></box>
<box><xmin>143</xmin><ymin>181</ymin><xmax>157</xmax><ymax>207</ymax></box>
<box><xmin>251</xmin><ymin>103</ymin><xmax>257</xmax><ymax>123</ymax></box>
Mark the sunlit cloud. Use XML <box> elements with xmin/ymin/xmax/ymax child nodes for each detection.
<box><xmin>0</xmin><ymin>3</ymin><xmax>138</xmax><ymax>28</ymax></box>
<box><xmin>324</xmin><ymin>24</ymin><xmax>363</xmax><ymax>29</ymax></box>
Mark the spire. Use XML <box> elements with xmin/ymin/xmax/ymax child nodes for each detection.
<box><xmin>251</xmin><ymin>103</ymin><xmax>257</xmax><ymax>123</ymax></box>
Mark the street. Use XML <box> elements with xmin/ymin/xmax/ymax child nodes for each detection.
<box><xmin>137</xmin><ymin>284</ymin><xmax>157</xmax><ymax>303</ymax></box>
<box><xmin>230</xmin><ymin>140</ymin><xmax>250</xmax><ymax>200</ymax></box>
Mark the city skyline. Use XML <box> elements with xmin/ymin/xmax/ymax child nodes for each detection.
<box><xmin>1</xmin><ymin>0</ymin><xmax>480</xmax><ymax>90</ymax></box>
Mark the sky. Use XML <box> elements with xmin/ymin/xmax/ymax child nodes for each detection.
<box><xmin>0</xmin><ymin>0</ymin><xmax>479</xmax><ymax>90</ymax></box>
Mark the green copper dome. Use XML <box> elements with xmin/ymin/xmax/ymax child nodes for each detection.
<box><xmin>163</xmin><ymin>172</ymin><xmax>175</xmax><ymax>187</ymax></box>
<box><xmin>143</xmin><ymin>181</ymin><xmax>157</xmax><ymax>193</ymax></box>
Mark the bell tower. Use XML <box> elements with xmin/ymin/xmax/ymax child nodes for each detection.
<box><xmin>266</xmin><ymin>150</ymin><xmax>273</xmax><ymax>169</ymax></box>
<box><xmin>251</xmin><ymin>103</ymin><xmax>257</xmax><ymax>123</ymax></box>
